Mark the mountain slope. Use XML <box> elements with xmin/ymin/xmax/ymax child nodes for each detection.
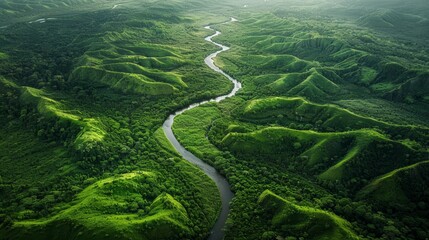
<box><xmin>258</xmin><ymin>190</ymin><xmax>359</xmax><ymax>240</ymax></box>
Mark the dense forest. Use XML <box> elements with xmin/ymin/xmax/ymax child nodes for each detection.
<box><xmin>0</xmin><ymin>0</ymin><xmax>428</xmax><ymax>239</ymax></box>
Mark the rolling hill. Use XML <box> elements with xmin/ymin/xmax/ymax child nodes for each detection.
<box><xmin>1</xmin><ymin>172</ymin><xmax>192</xmax><ymax>240</ymax></box>
<box><xmin>358</xmin><ymin>160</ymin><xmax>429</xmax><ymax>208</ymax></box>
<box><xmin>258</xmin><ymin>190</ymin><xmax>359</xmax><ymax>240</ymax></box>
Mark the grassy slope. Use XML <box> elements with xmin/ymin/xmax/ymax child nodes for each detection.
<box><xmin>221</xmin><ymin>126</ymin><xmax>421</xmax><ymax>183</ymax></box>
<box><xmin>0</xmin><ymin>0</ymin><xmax>120</xmax><ymax>24</ymax></box>
<box><xmin>0</xmin><ymin>1</ymin><xmax>228</xmax><ymax>239</ymax></box>
<box><xmin>70</xmin><ymin>66</ymin><xmax>178</xmax><ymax>95</ymax></box>
<box><xmin>240</xmin><ymin>96</ymin><xmax>429</xmax><ymax>142</ymax></box>
<box><xmin>258</xmin><ymin>190</ymin><xmax>359</xmax><ymax>240</ymax></box>
<box><xmin>1</xmin><ymin>0</ymin><xmax>429</xmax><ymax>239</ymax></box>
<box><xmin>173</xmin><ymin>104</ymin><xmax>224</xmax><ymax>160</ymax></box>
<box><xmin>70</xmin><ymin>43</ymin><xmax>187</xmax><ymax>95</ymax></box>
<box><xmin>172</xmin><ymin>5</ymin><xmax>429</xmax><ymax>238</ymax></box>
<box><xmin>357</xmin><ymin>160</ymin><xmax>429</xmax><ymax>206</ymax></box>
<box><xmin>1</xmin><ymin>78</ymin><xmax>105</xmax><ymax>148</ymax></box>
<box><xmin>215</xmin><ymin>12</ymin><xmax>429</xmax><ymax>105</ymax></box>
<box><xmin>268</xmin><ymin>69</ymin><xmax>340</xmax><ymax>100</ymax></box>
<box><xmin>3</xmin><ymin>172</ymin><xmax>191</xmax><ymax>240</ymax></box>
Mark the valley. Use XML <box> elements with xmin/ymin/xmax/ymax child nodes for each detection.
<box><xmin>0</xmin><ymin>0</ymin><xmax>428</xmax><ymax>239</ymax></box>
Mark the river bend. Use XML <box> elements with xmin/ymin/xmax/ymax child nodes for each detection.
<box><xmin>162</xmin><ymin>18</ymin><xmax>240</xmax><ymax>240</ymax></box>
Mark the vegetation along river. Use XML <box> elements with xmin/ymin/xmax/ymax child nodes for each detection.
<box><xmin>162</xmin><ymin>18</ymin><xmax>241</xmax><ymax>240</ymax></box>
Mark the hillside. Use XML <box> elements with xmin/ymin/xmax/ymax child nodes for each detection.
<box><xmin>172</xmin><ymin>4</ymin><xmax>429</xmax><ymax>239</ymax></box>
<box><xmin>358</xmin><ymin>161</ymin><xmax>429</xmax><ymax>208</ymax></box>
<box><xmin>1</xmin><ymin>0</ymin><xmax>429</xmax><ymax>239</ymax></box>
<box><xmin>268</xmin><ymin>69</ymin><xmax>340</xmax><ymax>100</ymax></box>
<box><xmin>240</xmin><ymin>96</ymin><xmax>429</xmax><ymax>142</ymax></box>
<box><xmin>2</xmin><ymin>172</ymin><xmax>192</xmax><ymax>240</ymax></box>
<box><xmin>357</xmin><ymin>9</ymin><xmax>429</xmax><ymax>41</ymax></box>
<box><xmin>258</xmin><ymin>190</ymin><xmax>358</xmax><ymax>240</ymax></box>
<box><xmin>0</xmin><ymin>77</ymin><xmax>105</xmax><ymax>149</ymax></box>
<box><xmin>0</xmin><ymin>1</ymin><xmax>227</xmax><ymax>239</ymax></box>
<box><xmin>70</xmin><ymin>43</ymin><xmax>188</xmax><ymax>95</ymax></box>
<box><xmin>220</xmin><ymin>126</ymin><xmax>425</xmax><ymax>188</ymax></box>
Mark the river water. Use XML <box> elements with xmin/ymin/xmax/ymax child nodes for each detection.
<box><xmin>162</xmin><ymin>18</ymin><xmax>241</xmax><ymax>240</ymax></box>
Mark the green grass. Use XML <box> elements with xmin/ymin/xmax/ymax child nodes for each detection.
<box><xmin>240</xmin><ymin>96</ymin><xmax>429</xmax><ymax>141</ymax></box>
<box><xmin>221</xmin><ymin>125</ymin><xmax>421</xmax><ymax>182</ymax></box>
<box><xmin>70</xmin><ymin>66</ymin><xmax>178</xmax><ymax>95</ymax></box>
<box><xmin>334</xmin><ymin>98</ymin><xmax>429</xmax><ymax>126</ymax></box>
<box><xmin>102</xmin><ymin>63</ymin><xmax>187</xmax><ymax>87</ymax></box>
<box><xmin>268</xmin><ymin>69</ymin><xmax>340</xmax><ymax>100</ymax></box>
<box><xmin>154</xmin><ymin>127</ymin><xmax>179</xmax><ymax>156</ymax></box>
<box><xmin>357</xmin><ymin>160</ymin><xmax>429</xmax><ymax>206</ymax></box>
<box><xmin>172</xmin><ymin>103</ymin><xmax>224</xmax><ymax>160</ymax></box>
<box><xmin>2</xmin><ymin>172</ymin><xmax>192</xmax><ymax>240</ymax></box>
<box><xmin>19</xmin><ymin>85</ymin><xmax>106</xmax><ymax>148</ymax></box>
<box><xmin>258</xmin><ymin>190</ymin><xmax>359</xmax><ymax>240</ymax></box>
<box><xmin>1</xmin><ymin>0</ymin><xmax>429</xmax><ymax>239</ymax></box>
<box><xmin>0</xmin><ymin>4</ymin><xmax>231</xmax><ymax>239</ymax></box>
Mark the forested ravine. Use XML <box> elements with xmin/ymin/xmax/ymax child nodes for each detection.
<box><xmin>162</xmin><ymin>18</ymin><xmax>240</xmax><ymax>240</ymax></box>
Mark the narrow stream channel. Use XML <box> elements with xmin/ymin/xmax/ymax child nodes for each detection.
<box><xmin>162</xmin><ymin>18</ymin><xmax>241</xmax><ymax>240</ymax></box>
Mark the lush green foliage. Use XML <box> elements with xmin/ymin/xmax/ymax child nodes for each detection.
<box><xmin>172</xmin><ymin>1</ymin><xmax>429</xmax><ymax>239</ymax></box>
<box><xmin>258</xmin><ymin>190</ymin><xmax>359</xmax><ymax>240</ymax></box>
<box><xmin>1</xmin><ymin>0</ymin><xmax>429</xmax><ymax>239</ymax></box>
<box><xmin>0</xmin><ymin>1</ymin><xmax>229</xmax><ymax>239</ymax></box>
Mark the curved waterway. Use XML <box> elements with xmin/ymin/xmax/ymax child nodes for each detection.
<box><xmin>162</xmin><ymin>18</ymin><xmax>241</xmax><ymax>240</ymax></box>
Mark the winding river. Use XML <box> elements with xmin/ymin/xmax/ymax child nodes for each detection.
<box><xmin>162</xmin><ymin>18</ymin><xmax>241</xmax><ymax>240</ymax></box>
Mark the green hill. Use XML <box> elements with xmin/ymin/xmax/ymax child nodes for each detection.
<box><xmin>240</xmin><ymin>96</ymin><xmax>429</xmax><ymax>141</ymax></box>
<box><xmin>221</xmin><ymin>126</ymin><xmax>424</xmax><ymax>188</ymax></box>
<box><xmin>258</xmin><ymin>190</ymin><xmax>359</xmax><ymax>240</ymax></box>
<box><xmin>0</xmin><ymin>78</ymin><xmax>105</xmax><ymax>149</ymax></box>
<box><xmin>1</xmin><ymin>172</ymin><xmax>192</xmax><ymax>240</ymax></box>
<box><xmin>368</xmin><ymin>62</ymin><xmax>429</xmax><ymax>103</ymax></box>
<box><xmin>70</xmin><ymin>40</ymin><xmax>188</xmax><ymax>95</ymax></box>
<box><xmin>102</xmin><ymin>63</ymin><xmax>186</xmax><ymax>87</ymax></box>
<box><xmin>261</xmin><ymin>36</ymin><xmax>345</xmax><ymax>60</ymax></box>
<box><xmin>215</xmin><ymin>52</ymin><xmax>316</xmax><ymax>78</ymax></box>
<box><xmin>0</xmin><ymin>0</ymin><xmax>114</xmax><ymax>24</ymax></box>
<box><xmin>70</xmin><ymin>66</ymin><xmax>178</xmax><ymax>95</ymax></box>
<box><xmin>268</xmin><ymin>69</ymin><xmax>340</xmax><ymax>100</ymax></box>
<box><xmin>384</xmin><ymin>72</ymin><xmax>429</xmax><ymax>103</ymax></box>
<box><xmin>20</xmin><ymin>87</ymin><xmax>105</xmax><ymax>148</ymax></box>
<box><xmin>357</xmin><ymin>160</ymin><xmax>429</xmax><ymax>207</ymax></box>
<box><xmin>357</xmin><ymin>9</ymin><xmax>429</xmax><ymax>40</ymax></box>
